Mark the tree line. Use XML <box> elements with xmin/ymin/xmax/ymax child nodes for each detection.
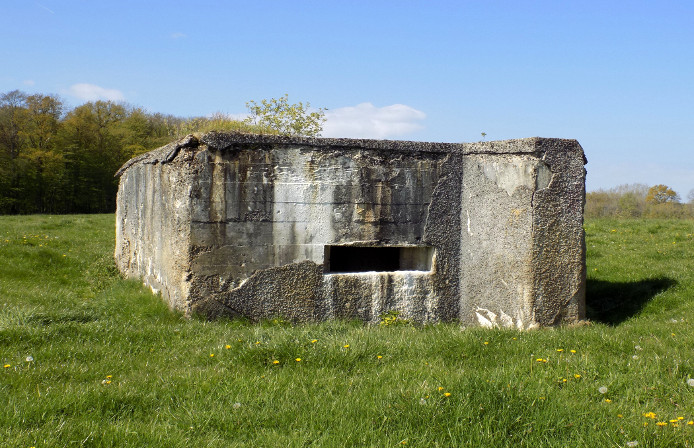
<box><xmin>585</xmin><ymin>183</ymin><xmax>694</xmax><ymax>219</ymax></box>
<box><xmin>0</xmin><ymin>90</ymin><xmax>288</xmax><ymax>214</ymax></box>
<box><xmin>3</xmin><ymin>89</ymin><xmax>692</xmax><ymax>218</ymax></box>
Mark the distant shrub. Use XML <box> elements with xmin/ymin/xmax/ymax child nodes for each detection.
<box><xmin>585</xmin><ymin>183</ymin><xmax>693</xmax><ymax>219</ymax></box>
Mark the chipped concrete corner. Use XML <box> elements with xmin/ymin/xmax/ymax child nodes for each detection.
<box><xmin>115</xmin><ymin>132</ymin><xmax>587</xmax><ymax>328</ymax></box>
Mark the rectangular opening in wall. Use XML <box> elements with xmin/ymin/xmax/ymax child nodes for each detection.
<box><xmin>324</xmin><ymin>246</ymin><xmax>434</xmax><ymax>273</ymax></box>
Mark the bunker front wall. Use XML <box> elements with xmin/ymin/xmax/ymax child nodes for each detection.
<box><xmin>187</xmin><ymin>141</ymin><xmax>455</xmax><ymax>322</ymax></box>
<box><xmin>115</xmin><ymin>134</ymin><xmax>586</xmax><ymax>327</ymax></box>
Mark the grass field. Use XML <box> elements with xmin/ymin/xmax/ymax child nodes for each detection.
<box><xmin>1</xmin><ymin>215</ymin><xmax>693</xmax><ymax>447</ymax></box>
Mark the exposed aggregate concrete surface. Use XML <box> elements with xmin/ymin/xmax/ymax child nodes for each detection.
<box><xmin>115</xmin><ymin>132</ymin><xmax>586</xmax><ymax>327</ymax></box>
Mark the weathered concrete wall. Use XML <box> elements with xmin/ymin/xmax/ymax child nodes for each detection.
<box><xmin>115</xmin><ymin>136</ymin><xmax>198</xmax><ymax>311</ymax></box>
<box><xmin>115</xmin><ymin>132</ymin><xmax>586</xmax><ymax>327</ymax></box>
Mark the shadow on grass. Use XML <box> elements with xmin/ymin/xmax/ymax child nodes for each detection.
<box><xmin>586</xmin><ymin>277</ymin><xmax>677</xmax><ymax>325</ymax></box>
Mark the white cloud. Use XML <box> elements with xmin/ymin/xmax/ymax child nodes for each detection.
<box><xmin>67</xmin><ymin>83</ymin><xmax>125</xmax><ymax>102</ymax></box>
<box><xmin>23</xmin><ymin>80</ymin><xmax>35</xmax><ymax>86</ymax></box>
<box><xmin>321</xmin><ymin>103</ymin><xmax>426</xmax><ymax>139</ymax></box>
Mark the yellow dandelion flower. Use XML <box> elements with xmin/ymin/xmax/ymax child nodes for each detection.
<box><xmin>687</xmin><ymin>421</ymin><xmax>693</xmax><ymax>425</ymax></box>
<box><xmin>562</xmin><ymin>378</ymin><xmax>567</xmax><ymax>383</ymax></box>
<box><xmin>556</xmin><ymin>349</ymin><xmax>564</xmax><ymax>352</ymax></box>
<box><xmin>438</xmin><ymin>386</ymin><xmax>444</xmax><ymax>391</ymax></box>
<box><xmin>295</xmin><ymin>358</ymin><xmax>301</xmax><ymax>362</ymax></box>
<box><xmin>255</xmin><ymin>341</ymin><xmax>261</xmax><ymax>345</ymax></box>
<box><xmin>377</xmin><ymin>355</ymin><xmax>382</xmax><ymax>359</ymax></box>
<box><xmin>617</xmin><ymin>414</ymin><xmax>623</xmax><ymax>418</ymax></box>
<box><xmin>656</xmin><ymin>422</ymin><xmax>667</xmax><ymax>427</ymax></box>
<box><xmin>210</xmin><ymin>353</ymin><xmax>214</xmax><ymax>357</ymax></box>
<box><xmin>643</xmin><ymin>422</ymin><xmax>648</xmax><ymax>427</ymax></box>
<box><xmin>3</xmin><ymin>364</ymin><xmax>10</xmax><ymax>368</ymax></box>
<box><xmin>574</xmin><ymin>374</ymin><xmax>581</xmax><ymax>379</ymax></box>
<box><xmin>106</xmin><ymin>380</ymin><xmax>112</xmax><ymax>384</ymax></box>
<box><xmin>311</xmin><ymin>339</ymin><xmax>317</xmax><ymax>343</ymax></box>
<box><xmin>677</xmin><ymin>417</ymin><xmax>684</xmax><ymax>420</ymax></box>
<box><xmin>483</xmin><ymin>341</ymin><xmax>488</xmax><ymax>345</ymax></box>
<box><xmin>225</xmin><ymin>345</ymin><xmax>231</xmax><ymax>349</ymax></box>
<box><xmin>604</xmin><ymin>399</ymin><xmax>611</xmax><ymax>403</ymax></box>
<box><xmin>272</xmin><ymin>360</ymin><xmax>280</xmax><ymax>365</ymax></box>
<box><xmin>669</xmin><ymin>419</ymin><xmax>678</xmax><ymax>423</ymax></box>
<box><xmin>536</xmin><ymin>358</ymin><xmax>544</xmax><ymax>362</ymax></box>
<box><xmin>106</xmin><ymin>375</ymin><xmax>112</xmax><ymax>379</ymax></box>
<box><xmin>443</xmin><ymin>392</ymin><xmax>451</xmax><ymax>397</ymax></box>
<box><xmin>343</xmin><ymin>344</ymin><xmax>350</xmax><ymax>348</ymax></box>
<box><xmin>643</xmin><ymin>412</ymin><xmax>656</xmax><ymax>419</ymax></box>
<box><xmin>570</xmin><ymin>350</ymin><xmax>576</xmax><ymax>353</ymax></box>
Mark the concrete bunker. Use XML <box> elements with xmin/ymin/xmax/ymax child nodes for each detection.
<box><xmin>115</xmin><ymin>132</ymin><xmax>587</xmax><ymax>328</ymax></box>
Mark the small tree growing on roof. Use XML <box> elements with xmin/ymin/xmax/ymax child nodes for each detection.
<box><xmin>244</xmin><ymin>94</ymin><xmax>326</xmax><ymax>137</ymax></box>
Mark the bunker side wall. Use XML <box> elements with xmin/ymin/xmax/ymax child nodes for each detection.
<box><xmin>115</xmin><ymin>161</ymin><xmax>192</xmax><ymax>311</ymax></box>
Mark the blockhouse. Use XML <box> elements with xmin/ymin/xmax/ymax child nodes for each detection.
<box><xmin>115</xmin><ymin>132</ymin><xmax>587</xmax><ymax>328</ymax></box>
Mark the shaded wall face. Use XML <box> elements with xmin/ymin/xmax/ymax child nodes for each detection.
<box><xmin>188</xmin><ymin>146</ymin><xmax>449</xmax><ymax>322</ymax></box>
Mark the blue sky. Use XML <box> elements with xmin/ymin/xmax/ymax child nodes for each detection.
<box><xmin>2</xmin><ymin>1</ymin><xmax>693</xmax><ymax>197</ymax></box>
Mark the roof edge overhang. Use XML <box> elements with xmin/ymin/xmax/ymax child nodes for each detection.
<box><xmin>115</xmin><ymin>131</ymin><xmax>584</xmax><ymax>177</ymax></box>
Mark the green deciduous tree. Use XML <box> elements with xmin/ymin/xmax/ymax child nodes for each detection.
<box><xmin>645</xmin><ymin>184</ymin><xmax>680</xmax><ymax>204</ymax></box>
<box><xmin>245</xmin><ymin>94</ymin><xmax>326</xmax><ymax>137</ymax></box>
<box><xmin>617</xmin><ymin>192</ymin><xmax>641</xmax><ymax>218</ymax></box>
<box><xmin>584</xmin><ymin>184</ymin><xmax>649</xmax><ymax>218</ymax></box>
<box><xmin>586</xmin><ymin>183</ymin><xmax>691</xmax><ymax>219</ymax></box>
<box><xmin>0</xmin><ymin>91</ymin><xmax>68</xmax><ymax>213</ymax></box>
<box><xmin>59</xmin><ymin>101</ymin><xmax>130</xmax><ymax>212</ymax></box>
<box><xmin>0</xmin><ymin>90</ymin><xmax>28</xmax><ymax>160</ymax></box>
<box><xmin>0</xmin><ymin>89</ymin><xmax>263</xmax><ymax>214</ymax></box>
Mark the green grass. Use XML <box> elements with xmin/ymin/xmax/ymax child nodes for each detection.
<box><xmin>1</xmin><ymin>215</ymin><xmax>693</xmax><ymax>447</ymax></box>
